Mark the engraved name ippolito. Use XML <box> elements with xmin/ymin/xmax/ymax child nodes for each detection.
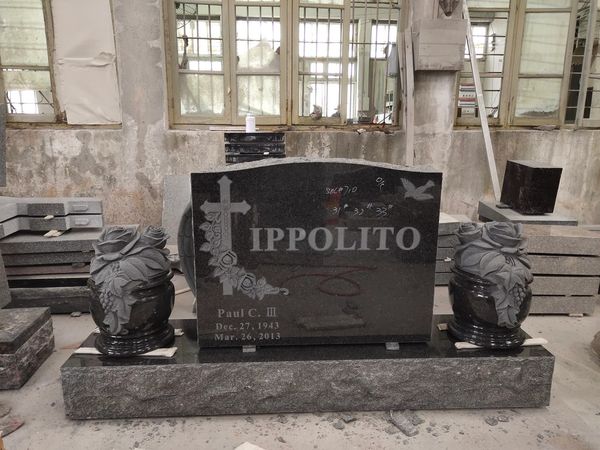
<box><xmin>249</xmin><ymin>226</ymin><xmax>421</xmax><ymax>252</ymax></box>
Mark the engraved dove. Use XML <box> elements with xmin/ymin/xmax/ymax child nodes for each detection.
<box><xmin>401</xmin><ymin>179</ymin><xmax>435</xmax><ymax>201</ymax></box>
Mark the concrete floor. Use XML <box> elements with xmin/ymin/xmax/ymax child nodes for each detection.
<box><xmin>3</xmin><ymin>275</ymin><xmax>600</xmax><ymax>450</ymax></box>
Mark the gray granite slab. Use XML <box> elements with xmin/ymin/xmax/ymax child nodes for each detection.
<box><xmin>0</xmin><ymin>197</ymin><xmax>102</xmax><ymax>222</ymax></box>
<box><xmin>529</xmin><ymin>296</ymin><xmax>597</xmax><ymax>315</ymax></box>
<box><xmin>478</xmin><ymin>201</ymin><xmax>578</xmax><ymax>226</ymax></box>
<box><xmin>438</xmin><ymin>213</ymin><xmax>471</xmax><ymax>236</ymax></box>
<box><xmin>438</xmin><ymin>235</ymin><xmax>459</xmax><ymax>248</ymax></box>
<box><xmin>435</xmin><ymin>261</ymin><xmax>452</xmax><ymax>273</ymax></box>
<box><xmin>3</xmin><ymin>251</ymin><xmax>93</xmax><ymax>267</ymax></box>
<box><xmin>0</xmin><ymin>308</ymin><xmax>51</xmax><ymax>353</ymax></box>
<box><xmin>438</xmin><ymin>212</ymin><xmax>460</xmax><ymax>236</ymax></box>
<box><xmin>5</xmin><ymin>264</ymin><xmax>89</xmax><ymax>276</ymax></box>
<box><xmin>435</xmin><ymin>272</ymin><xmax>451</xmax><ymax>285</ymax></box>
<box><xmin>0</xmin><ymin>250</ymin><xmax>10</xmax><ymax>308</ymax></box>
<box><xmin>8</xmin><ymin>286</ymin><xmax>91</xmax><ymax>314</ymax></box>
<box><xmin>0</xmin><ymin>229</ymin><xmax>102</xmax><ymax>255</ymax></box>
<box><xmin>531</xmin><ymin>276</ymin><xmax>599</xmax><ymax>296</ymax></box>
<box><xmin>0</xmin><ymin>311</ymin><xmax>54</xmax><ymax>390</ymax></box>
<box><xmin>0</xmin><ymin>215</ymin><xmax>103</xmax><ymax>239</ymax></box>
<box><xmin>162</xmin><ymin>175</ymin><xmax>191</xmax><ymax>246</ymax></box>
<box><xmin>525</xmin><ymin>225</ymin><xmax>600</xmax><ymax>256</ymax></box>
<box><xmin>436</xmin><ymin>247</ymin><xmax>455</xmax><ymax>259</ymax></box>
<box><xmin>529</xmin><ymin>255</ymin><xmax>600</xmax><ymax>276</ymax></box>
<box><xmin>61</xmin><ymin>316</ymin><xmax>554</xmax><ymax>419</ymax></box>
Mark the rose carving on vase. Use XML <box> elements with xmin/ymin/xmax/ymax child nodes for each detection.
<box><xmin>89</xmin><ymin>225</ymin><xmax>175</xmax><ymax>356</ymax></box>
<box><xmin>448</xmin><ymin>221</ymin><xmax>533</xmax><ymax>349</ymax></box>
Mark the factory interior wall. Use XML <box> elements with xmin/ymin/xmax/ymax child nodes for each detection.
<box><xmin>2</xmin><ymin>0</ymin><xmax>599</xmax><ymax>226</ymax></box>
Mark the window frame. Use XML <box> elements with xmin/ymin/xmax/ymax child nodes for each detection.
<box><xmin>456</xmin><ymin>0</ymin><xmax>596</xmax><ymax>128</ymax></box>
<box><xmin>455</xmin><ymin>2</ymin><xmax>517</xmax><ymax>127</ymax></box>
<box><xmin>575</xmin><ymin>0</ymin><xmax>600</xmax><ymax>127</ymax></box>
<box><xmin>0</xmin><ymin>0</ymin><xmax>61</xmax><ymax>123</ymax></box>
<box><xmin>508</xmin><ymin>0</ymin><xmax>579</xmax><ymax>127</ymax></box>
<box><xmin>165</xmin><ymin>0</ymin><xmax>402</xmax><ymax>127</ymax></box>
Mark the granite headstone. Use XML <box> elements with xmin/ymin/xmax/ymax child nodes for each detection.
<box><xmin>191</xmin><ymin>158</ymin><xmax>442</xmax><ymax>347</ymax></box>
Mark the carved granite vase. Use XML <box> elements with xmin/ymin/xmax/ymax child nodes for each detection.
<box><xmin>448</xmin><ymin>222</ymin><xmax>533</xmax><ymax>349</ymax></box>
<box><xmin>89</xmin><ymin>226</ymin><xmax>175</xmax><ymax>357</ymax></box>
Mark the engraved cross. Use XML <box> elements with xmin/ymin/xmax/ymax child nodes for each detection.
<box><xmin>200</xmin><ymin>175</ymin><xmax>250</xmax><ymax>295</ymax></box>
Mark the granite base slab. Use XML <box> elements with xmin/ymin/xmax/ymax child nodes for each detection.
<box><xmin>0</xmin><ymin>308</ymin><xmax>54</xmax><ymax>389</ymax></box>
<box><xmin>61</xmin><ymin>316</ymin><xmax>555</xmax><ymax>419</ymax></box>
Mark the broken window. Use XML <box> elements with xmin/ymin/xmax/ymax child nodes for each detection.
<box><xmin>0</xmin><ymin>0</ymin><xmax>57</xmax><ymax>121</ymax></box>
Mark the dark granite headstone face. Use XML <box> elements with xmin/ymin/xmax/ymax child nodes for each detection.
<box><xmin>191</xmin><ymin>158</ymin><xmax>442</xmax><ymax>347</ymax></box>
<box><xmin>500</xmin><ymin>160</ymin><xmax>562</xmax><ymax>215</ymax></box>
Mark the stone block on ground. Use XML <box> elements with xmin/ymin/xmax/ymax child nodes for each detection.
<box><xmin>0</xmin><ymin>307</ymin><xmax>54</xmax><ymax>389</ymax></box>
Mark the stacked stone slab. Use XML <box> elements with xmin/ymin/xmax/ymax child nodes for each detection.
<box><xmin>435</xmin><ymin>213</ymin><xmax>470</xmax><ymax>286</ymax></box>
<box><xmin>0</xmin><ymin>197</ymin><xmax>103</xmax><ymax>239</ymax></box>
<box><xmin>525</xmin><ymin>225</ymin><xmax>600</xmax><ymax>315</ymax></box>
<box><xmin>0</xmin><ymin>229</ymin><xmax>103</xmax><ymax>313</ymax></box>
<box><xmin>0</xmin><ymin>307</ymin><xmax>54</xmax><ymax>389</ymax></box>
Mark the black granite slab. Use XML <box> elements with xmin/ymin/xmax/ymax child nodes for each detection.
<box><xmin>500</xmin><ymin>160</ymin><xmax>562</xmax><ymax>215</ymax></box>
<box><xmin>191</xmin><ymin>158</ymin><xmax>442</xmax><ymax>347</ymax></box>
<box><xmin>60</xmin><ymin>316</ymin><xmax>555</xmax><ymax>419</ymax></box>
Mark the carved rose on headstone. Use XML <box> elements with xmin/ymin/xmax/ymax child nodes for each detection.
<box><xmin>454</xmin><ymin>222</ymin><xmax>533</xmax><ymax>328</ymax></box>
<box><xmin>90</xmin><ymin>226</ymin><xmax>171</xmax><ymax>334</ymax></box>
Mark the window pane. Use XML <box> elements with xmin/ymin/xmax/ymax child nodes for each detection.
<box><xmin>179</xmin><ymin>73</ymin><xmax>224</xmax><ymax>116</ymax></box>
<box><xmin>520</xmin><ymin>13</ymin><xmax>570</xmax><ymax>75</ymax></box>
<box><xmin>298</xmin><ymin>6</ymin><xmax>343</xmax><ymax>118</ymax></box>
<box><xmin>176</xmin><ymin>2</ymin><xmax>223</xmax><ymax>72</ymax></box>
<box><xmin>347</xmin><ymin>1</ymin><xmax>399</xmax><ymax>124</ymax></box>
<box><xmin>3</xmin><ymin>69</ymin><xmax>53</xmax><ymax>115</ymax></box>
<box><xmin>467</xmin><ymin>0</ymin><xmax>510</xmax><ymax>8</ymax></box>
<box><xmin>238</xmin><ymin>75</ymin><xmax>280</xmax><ymax>116</ymax></box>
<box><xmin>515</xmin><ymin>78</ymin><xmax>562</xmax><ymax>118</ymax></box>
<box><xmin>0</xmin><ymin>0</ymin><xmax>48</xmax><ymax>66</ymax></box>
<box><xmin>526</xmin><ymin>0</ymin><xmax>572</xmax><ymax>8</ymax></box>
<box><xmin>236</xmin><ymin>5</ymin><xmax>281</xmax><ymax>73</ymax></box>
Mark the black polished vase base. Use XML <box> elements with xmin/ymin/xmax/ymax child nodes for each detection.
<box><xmin>95</xmin><ymin>324</ymin><xmax>175</xmax><ymax>357</ymax></box>
<box><xmin>448</xmin><ymin>316</ymin><xmax>527</xmax><ymax>350</ymax></box>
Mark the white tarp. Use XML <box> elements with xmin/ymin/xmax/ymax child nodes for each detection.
<box><xmin>52</xmin><ymin>0</ymin><xmax>121</xmax><ymax>124</ymax></box>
